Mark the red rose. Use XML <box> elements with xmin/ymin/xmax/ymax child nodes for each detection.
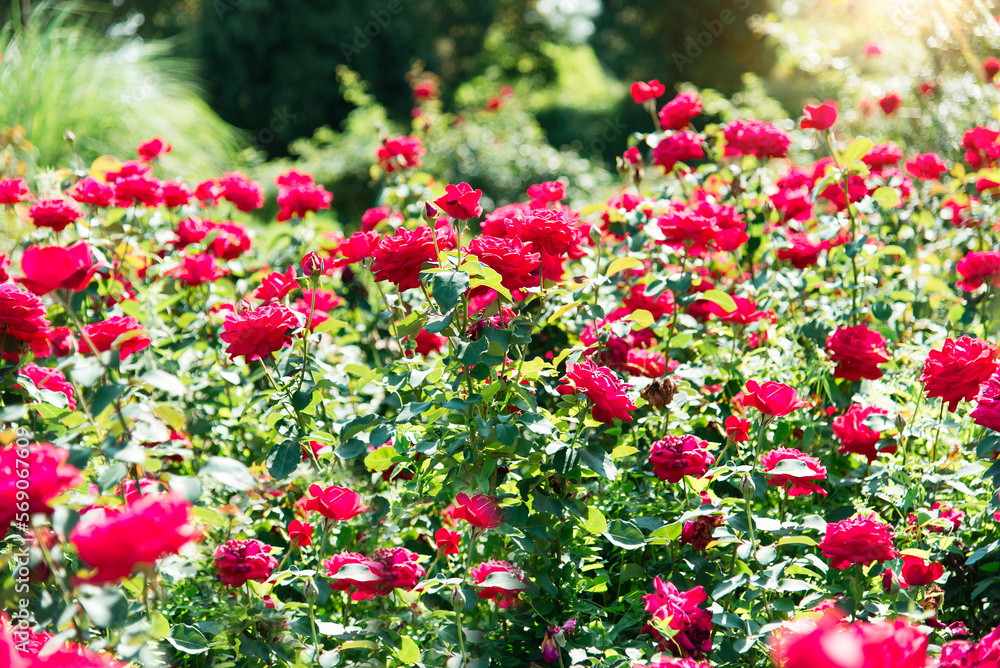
<box><xmin>288</xmin><ymin>520</ymin><xmax>314</xmax><ymax>547</ymax></box>
<box><xmin>19</xmin><ymin>362</ymin><xmax>77</xmax><ymax>410</ymax></box>
<box><xmin>69</xmin><ymin>176</ymin><xmax>114</xmax><ymax>207</ymax></box>
<box><xmin>527</xmin><ymin>181</ymin><xmax>566</xmax><ymax>204</ymax></box>
<box><xmin>862</xmin><ymin>142</ymin><xmax>904</xmax><ymax>171</ymax></box>
<box><xmin>898</xmin><ymin>555</ymin><xmax>944</xmax><ymax>588</ymax></box>
<box><xmin>826</xmin><ymin>325</ymin><xmax>890</xmax><ymax>382</ymax></box>
<box><xmin>558</xmin><ymin>358</ymin><xmax>636</xmax><ymax>424</ymax></box>
<box><xmin>81</xmin><ymin>316</ymin><xmax>151</xmax><ymax>360</ymax></box>
<box><xmin>739</xmin><ymin>380</ymin><xmax>807</xmax><ymax>417</ymax></box>
<box><xmin>0</xmin><ymin>284</ymin><xmax>51</xmax><ymax>360</ymax></box>
<box><xmin>921</xmin><ymin>335</ymin><xmax>1000</xmax><ymax>412</ymax></box>
<box><xmin>276</xmin><ymin>175</ymin><xmax>332</xmax><ymax>222</ymax></box>
<box><xmin>434</xmin><ymin>182</ymin><xmax>483</xmax><ymax>220</ymax></box>
<box><xmin>71</xmin><ymin>492</ymin><xmax>199</xmax><ymax>583</ymax></box>
<box><xmin>220</xmin><ymin>303</ymin><xmax>298</xmax><ymax>361</ymax></box>
<box><xmin>302</xmin><ymin>484</ymin><xmax>366</xmax><ymax>521</ymax></box>
<box><xmin>471</xmin><ymin>559</ymin><xmax>527</xmax><ymax>609</ymax></box>
<box><xmin>29</xmin><ymin>198</ymin><xmax>82</xmax><ymax>232</ymax></box>
<box><xmin>630</xmin><ymin>80</ymin><xmax>665</xmax><ymax>104</ymax></box>
<box><xmin>761</xmin><ymin>447</ymin><xmax>827</xmax><ymax>496</ymax></box>
<box><xmin>0</xmin><ymin>176</ymin><xmax>30</xmax><ymax>204</ymax></box>
<box><xmin>208</xmin><ymin>220</ymin><xmax>252</xmax><ymax>260</ymax></box>
<box><xmin>801</xmin><ymin>101</ymin><xmax>838</xmax><ymax>130</ymax></box>
<box><xmin>722</xmin><ymin>119</ymin><xmax>790</xmax><ymax>159</ymax></box>
<box><xmin>113</xmin><ymin>173</ymin><xmax>163</xmax><ymax>208</ymax></box>
<box><xmin>652</xmin><ymin>130</ymin><xmax>705</xmax><ymax>172</ymax></box>
<box><xmin>623</xmin><ymin>147</ymin><xmax>642</xmax><ymax>165</ymax></box>
<box><xmin>435</xmin><ymin>528</ymin><xmax>461</xmax><ymax>554</ymax></box>
<box><xmin>252</xmin><ymin>266</ymin><xmax>300</xmax><ymax>302</ymax></box>
<box><xmin>195</xmin><ymin>178</ymin><xmax>224</xmax><ymax>205</ymax></box>
<box><xmin>957</xmin><ymin>251</ymin><xmax>1000</xmax><ymax>292</ymax></box>
<box><xmin>17</xmin><ymin>242</ymin><xmax>97</xmax><ymax>295</ymax></box>
<box><xmin>502</xmin><ymin>208</ymin><xmax>578</xmax><ymax>260</ymax></box>
<box><xmin>905</xmin><ymin>152</ymin><xmax>947</xmax><ymax>180</ymax></box>
<box><xmin>466</xmin><ymin>235</ymin><xmax>540</xmax><ymax>291</ymax></box>
<box><xmin>681</xmin><ymin>513</ymin><xmax>724</xmax><ymax>552</ymax></box>
<box><xmin>704</xmin><ymin>295</ymin><xmax>775</xmax><ymax>325</ymax></box>
<box><xmin>658</xmin><ymin>91</ymin><xmax>702</xmax><ymax>131</ymax></box>
<box><xmin>972</xmin><ymin>369</ymin><xmax>1000</xmax><ymax>432</ymax></box>
<box><xmin>642</xmin><ymin>576</ymin><xmax>712</xmax><ymax>658</ymax></box>
<box><xmin>451</xmin><ymin>493</ymin><xmax>503</xmax><ymax>529</ymax></box>
<box><xmin>160</xmin><ymin>180</ymin><xmax>193</xmax><ymax>208</ymax></box>
<box><xmin>170</xmin><ymin>253</ymin><xmax>226</xmax><ymax>287</ymax></box>
<box><xmin>0</xmin><ymin>443</ymin><xmax>81</xmax><ymax>534</ymax></box>
<box><xmin>300</xmin><ymin>252</ymin><xmax>323</xmax><ymax>277</ymax></box>
<box><xmin>832</xmin><ymin>404</ymin><xmax>892</xmax><ymax>462</ymax></box>
<box><xmin>341</xmin><ymin>230</ymin><xmax>380</xmax><ymax>264</ymax></box>
<box><xmin>376</xmin><ymin>136</ymin><xmax>426</xmax><ymax>172</ymax></box>
<box><xmin>649</xmin><ymin>436</ymin><xmax>715</xmax><ymax>483</ymax></box>
<box><xmin>219</xmin><ymin>172</ymin><xmax>264</xmax><ymax>212</ymax></box>
<box><xmin>324</xmin><ymin>548</ymin><xmax>426</xmax><ymax>600</ymax></box>
<box><xmin>819</xmin><ymin>514</ymin><xmax>899</xmax><ymax>569</ymax></box>
<box><xmin>371</xmin><ymin>226</ymin><xmax>440</xmax><ymax>291</ymax></box>
<box><xmin>879</xmin><ymin>92</ymin><xmax>903</xmax><ymax>115</ymax></box>
<box><xmin>136</xmin><ymin>136</ymin><xmax>172</xmax><ymax>161</ymax></box>
<box><xmin>725</xmin><ymin>415</ymin><xmax>750</xmax><ymax>443</ymax></box>
<box><xmin>213</xmin><ymin>538</ymin><xmax>278</xmax><ymax>587</ymax></box>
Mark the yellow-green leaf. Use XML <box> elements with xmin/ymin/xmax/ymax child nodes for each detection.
<box><xmin>843</xmin><ymin>137</ymin><xmax>873</xmax><ymax>166</ymax></box>
<box><xmin>396</xmin><ymin>636</ymin><xmax>420</xmax><ymax>664</ymax></box>
<box><xmin>606</xmin><ymin>256</ymin><xmax>642</xmax><ymax>277</ymax></box>
<box><xmin>626</xmin><ymin>309</ymin><xmax>654</xmax><ymax>330</ymax></box>
<box><xmin>583</xmin><ymin>506</ymin><xmax>607</xmax><ymax>535</ymax></box>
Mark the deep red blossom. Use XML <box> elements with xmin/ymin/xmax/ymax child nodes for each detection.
<box><xmin>113</xmin><ymin>173</ymin><xmax>163</xmax><ymax>207</ymax></box>
<box><xmin>527</xmin><ymin>181</ymin><xmax>566</xmax><ymax>204</ymax></box>
<box><xmin>0</xmin><ymin>284</ymin><xmax>51</xmax><ymax>360</ymax></box>
<box><xmin>962</xmin><ymin>126</ymin><xmax>1000</xmax><ymax>169</ymax></box>
<box><xmin>722</xmin><ymin>119</ymin><xmax>790</xmax><ymax>159</ymax></box>
<box><xmin>160</xmin><ymin>180</ymin><xmax>194</xmax><ymax>208</ymax></box>
<box><xmin>136</xmin><ymin>136</ymin><xmax>172</xmax><ymax>161</ymax></box>
<box><xmin>739</xmin><ymin>380</ymin><xmax>806</xmax><ymax>416</ymax></box>
<box><xmin>340</xmin><ymin>230</ymin><xmax>380</xmax><ymax>264</ymax></box>
<box><xmin>631</xmin><ymin>80</ymin><xmax>665</xmax><ymax>104</ymax></box>
<box><xmin>252</xmin><ymin>266</ymin><xmax>300</xmax><ymax>302</ymax></box>
<box><xmin>451</xmin><ymin>493</ymin><xmax>504</xmax><ymax>529</ymax></box>
<box><xmin>826</xmin><ymin>325</ymin><xmax>890</xmax><ymax>382</ymax></box>
<box><xmin>288</xmin><ymin>520</ymin><xmax>314</xmax><ymax>547</ymax></box>
<box><xmin>898</xmin><ymin>555</ymin><xmax>944</xmax><ymax>588</ymax></box>
<box><xmin>502</xmin><ymin>208</ymin><xmax>578</xmax><ymax>260</ymax></box>
<box><xmin>434</xmin><ymin>182</ymin><xmax>483</xmax><ymax>219</ymax></box>
<box><xmin>772</xmin><ymin>614</ymin><xmax>927</xmax><ymax>668</ymax></box>
<box><xmin>921</xmin><ymin>335</ymin><xmax>1000</xmax><ymax>412</ymax></box>
<box><xmin>833</xmin><ymin>404</ymin><xmax>892</xmax><ymax>462</ymax></box>
<box><xmin>471</xmin><ymin>560</ymin><xmax>527</xmax><ymax>609</ymax></box>
<box><xmin>220</xmin><ymin>303</ymin><xmax>298</xmax><ymax>361</ymax></box>
<box><xmin>218</xmin><ymin>172</ymin><xmax>265</xmax><ymax>212</ymax></box>
<box><xmin>681</xmin><ymin>514</ymin><xmax>724</xmax><ymax>552</ymax></box>
<box><xmin>649</xmin><ymin>435</ymin><xmax>715</xmax><ymax>483</ymax></box>
<box><xmin>0</xmin><ymin>443</ymin><xmax>81</xmax><ymax>534</ymax></box>
<box><xmin>973</xmin><ymin>369</ymin><xmax>1000</xmax><ymax>432</ymax></box>
<box><xmin>704</xmin><ymin>295</ymin><xmax>774</xmax><ymax>326</ymax></box>
<box><xmin>905</xmin><ymin>152</ymin><xmax>947</xmax><ymax>180</ymax></box>
<box><xmin>371</xmin><ymin>226</ymin><xmax>440</xmax><ymax>291</ymax></box>
<box><xmin>81</xmin><ymin>316</ymin><xmax>151</xmax><ymax>360</ymax></box>
<box><xmin>466</xmin><ymin>236</ymin><xmax>540</xmax><ymax>291</ymax></box>
<box><xmin>777</xmin><ymin>233</ymin><xmax>831</xmax><ymax>268</ymax></box>
<box><xmin>323</xmin><ymin>549</ymin><xmax>425</xmax><ymax>600</ymax></box>
<box><xmin>19</xmin><ymin>362</ymin><xmax>77</xmax><ymax>410</ymax></box>
<box><xmin>435</xmin><ymin>528</ymin><xmax>461</xmax><ymax>554</ymax></box>
<box><xmin>819</xmin><ymin>514</ymin><xmax>899</xmax><ymax>569</ymax></box>
<box><xmin>761</xmin><ymin>447</ymin><xmax>827</xmax><ymax>496</ymax></box>
<box><xmin>377</xmin><ymin>136</ymin><xmax>426</xmax><ymax>172</ymax></box>
<box><xmin>71</xmin><ymin>492</ymin><xmax>199</xmax><ymax>583</ymax></box>
<box><xmin>302</xmin><ymin>484</ymin><xmax>366</xmax><ymax>521</ymax></box>
<box><xmin>558</xmin><ymin>358</ymin><xmax>636</xmax><ymax>424</ymax></box>
<box><xmin>213</xmin><ymin>539</ymin><xmax>278</xmax><ymax>587</ymax></box>
<box><xmin>17</xmin><ymin>242</ymin><xmax>97</xmax><ymax>295</ymax></box>
<box><xmin>173</xmin><ymin>216</ymin><xmax>213</xmax><ymax>248</ymax></box>
<box><xmin>879</xmin><ymin>92</ymin><xmax>903</xmax><ymax>115</ymax></box>
<box><xmin>801</xmin><ymin>101</ymin><xmax>838</xmax><ymax>130</ymax></box>
<box><xmin>957</xmin><ymin>251</ymin><xmax>1000</xmax><ymax>292</ymax></box>
<box><xmin>658</xmin><ymin>91</ymin><xmax>702</xmax><ymax>130</ymax></box>
<box><xmin>29</xmin><ymin>198</ymin><xmax>82</xmax><ymax>232</ymax></box>
<box><xmin>862</xmin><ymin>142</ymin><xmax>904</xmax><ymax>171</ymax></box>
<box><xmin>652</xmin><ymin>130</ymin><xmax>704</xmax><ymax>172</ymax></box>
<box><xmin>642</xmin><ymin>576</ymin><xmax>712</xmax><ymax>658</ymax></box>
<box><xmin>171</xmin><ymin>253</ymin><xmax>226</xmax><ymax>287</ymax></box>
<box><xmin>725</xmin><ymin>415</ymin><xmax>750</xmax><ymax>442</ymax></box>
<box><xmin>276</xmin><ymin>171</ymin><xmax>332</xmax><ymax>222</ymax></box>
<box><xmin>0</xmin><ymin>177</ymin><xmax>31</xmax><ymax>204</ymax></box>
<box><xmin>208</xmin><ymin>221</ymin><xmax>253</xmax><ymax>260</ymax></box>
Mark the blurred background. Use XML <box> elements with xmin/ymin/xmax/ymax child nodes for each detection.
<box><xmin>1</xmin><ymin>0</ymin><xmax>999</xmax><ymax>217</ymax></box>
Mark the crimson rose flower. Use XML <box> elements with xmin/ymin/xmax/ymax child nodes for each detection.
<box><xmin>371</xmin><ymin>226</ymin><xmax>440</xmax><ymax>291</ymax></box>
<box><xmin>739</xmin><ymin>380</ymin><xmax>806</xmax><ymax>416</ymax></box>
<box><xmin>252</xmin><ymin>267</ymin><xmax>300</xmax><ymax>302</ymax></box>
<box><xmin>898</xmin><ymin>555</ymin><xmax>944</xmax><ymax>588</ymax></box>
<box><xmin>557</xmin><ymin>358</ymin><xmax>636</xmax><ymax>424</ymax></box>
<box><xmin>435</xmin><ymin>528</ymin><xmax>461</xmax><ymax>554</ymax></box>
<box><xmin>826</xmin><ymin>325</ymin><xmax>890</xmax><ymax>382</ymax></box>
<box><xmin>434</xmin><ymin>182</ymin><xmax>483</xmax><ymax>219</ymax></box>
<box><xmin>658</xmin><ymin>91</ymin><xmax>702</xmax><ymax>131</ymax></box>
<box><xmin>466</xmin><ymin>236</ymin><xmax>540</xmax><ymax>291</ymax></box>
<box><xmin>302</xmin><ymin>484</ymin><xmax>366</xmax><ymax>521</ymax></box>
<box><xmin>451</xmin><ymin>493</ymin><xmax>504</xmax><ymax>529</ymax></box>
<box><xmin>81</xmin><ymin>316</ymin><xmax>151</xmax><ymax>360</ymax></box>
<box><xmin>324</xmin><ymin>548</ymin><xmax>426</xmax><ymax>600</ymax></box>
<box><xmin>208</xmin><ymin>221</ymin><xmax>253</xmax><ymax>260</ymax></box>
<box><xmin>17</xmin><ymin>242</ymin><xmax>97</xmax><ymax>295</ymax></box>
<box><xmin>879</xmin><ymin>92</ymin><xmax>903</xmax><ymax>115</ymax></box>
<box><xmin>0</xmin><ymin>283</ymin><xmax>51</xmax><ymax>360</ymax></box>
<box><xmin>761</xmin><ymin>447</ymin><xmax>827</xmax><ymax>496</ymax></box>
<box><xmin>502</xmin><ymin>208</ymin><xmax>578</xmax><ymax>260</ymax></box>
<box><xmin>71</xmin><ymin>492</ymin><xmax>199</xmax><ymax>583</ymax></box>
<box><xmin>905</xmin><ymin>152</ymin><xmax>947</xmax><ymax>180</ymax></box>
<box><xmin>288</xmin><ymin>520</ymin><xmax>314</xmax><ymax>547</ymax></box>
<box><xmin>800</xmin><ymin>101</ymin><xmax>837</xmax><ymax>130</ymax></box>
<box><xmin>527</xmin><ymin>181</ymin><xmax>566</xmax><ymax>204</ymax></box>
<box><xmin>818</xmin><ymin>514</ymin><xmax>899</xmax><ymax>569</ymax></box>
<box><xmin>652</xmin><ymin>130</ymin><xmax>705</xmax><ymax>172</ymax></box>
<box><xmin>471</xmin><ymin>560</ymin><xmax>527</xmax><ymax>609</ymax></box>
<box><xmin>920</xmin><ymin>335</ymin><xmax>1000</xmax><ymax>412</ymax></box>
<box><xmin>19</xmin><ymin>362</ymin><xmax>77</xmax><ymax>410</ymax></box>
<box><xmin>0</xmin><ymin>176</ymin><xmax>30</xmax><ymax>204</ymax></box>
<box><xmin>642</xmin><ymin>576</ymin><xmax>712</xmax><ymax>658</ymax></box>
<box><xmin>29</xmin><ymin>198</ymin><xmax>82</xmax><ymax>232</ymax></box>
<box><xmin>722</xmin><ymin>119</ymin><xmax>790</xmax><ymax>159</ymax></box>
<box><xmin>376</xmin><ymin>136</ymin><xmax>426</xmax><ymax>172</ymax></box>
<box><xmin>70</xmin><ymin>176</ymin><xmax>115</xmax><ymax>207</ymax></box>
<box><xmin>725</xmin><ymin>416</ymin><xmax>750</xmax><ymax>443</ymax></box>
<box><xmin>276</xmin><ymin>170</ymin><xmax>333</xmax><ymax>222</ymax></box>
<box><xmin>0</xmin><ymin>443</ymin><xmax>81</xmax><ymax>534</ymax></box>
<box><xmin>213</xmin><ymin>538</ymin><xmax>278</xmax><ymax>587</ymax></box>
<box><xmin>832</xmin><ymin>404</ymin><xmax>891</xmax><ymax>463</ymax></box>
<box><xmin>956</xmin><ymin>251</ymin><xmax>1000</xmax><ymax>292</ymax></box>
<box><xmin>170</xmin><ymin>253</ymin><xmax>226</xmax><ymax>287</ymax></box>
<box><xmin>630</xmin><ymin>80</ymin><xmax>665</xmax><ymax>104</ymax></box>
<box><xmin>218</xmin><ymin>172</ymin><xmax>264</xmax><ymax>212</ymax></box>
<box><xmin>220</xmin><ymin>303</ymin><xmax>298</xmax><ymax>361</ymax></box>
<box><xmin>136</xmin><ymin>136</ymin><xmax>172</xmax><ymax>161</ymax></box>
<box><xmin>649</xmin><ymin>436</ymin><xmax>715</xmax><ymax>483</ymax></box>
<box><xmin>160</xmin><ymin>180</ymin><xmax>193</xmax><ymax>208</ymax></box>
<box><xmin>681</xmin><ymin>514</ymin><xmax>724</xmax><ymax>552</ymax></box>
<box><xmin>972</xmin><ymin>369</ymin><xmax>1000</xmax><ymax>431</ymax></box>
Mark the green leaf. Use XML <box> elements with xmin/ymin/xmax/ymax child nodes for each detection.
<box><xmin>200</xmin><ymin>456</ymin><xmax>256</xmax><ymax>490</ymax></box>
<box><xmin>843</xmin><ymin>137</ymin><xmax>873</xmax><ymax>165</ymax></box>
<box><xmin>432</xmin><ymin>271</ymin><xmax>470</xmax><ymax>310</ymax></box>
<box><xmin>698</xmin><ymin>289</ymin><xmax>737</xmax><ymax>313</ymax></box>
<box><xmin>396</xmin><ymin>636</ymin><xmax>420</xmax><ymax>664</ymax></box>
<box><xmin>397</xmin><ymin>401</ymin><xmax>433</xmax><ymax>423</ymax></box>
<box><xmin>495</xmin><ymin>422</ymin><xmax>518</xmax><ymax>447</ymax></box>
<box><xmin>364</xmin><ymin>446</ymin><xmax>397</xmax><ymax>472</ymax></box>
<box><xmin>625</xmin><ymin>309</ymin><xmax>654</xmax><ymax>330</ymax></box>
<box><xmin>872</xmin><ymin>186</ymin><xmax>901</xmax><ymax>208</ymax></box>
<box><xmin>80</xmin><ymin>588</ymin><xmax>128</xmax><ymax>628</ymax></box>
<box><xmin>139</xmin><ymin>370</ymin><xmax>186</xmax><ymax>397</ymax></box>
<box><xmin>606</xmin><ymin>256</ymin><xmax>642</xmax><ymax>277</ymax></box>
<box><xmin>583</xmin><ymin>506</ymin><xmax>607</xmax><ymax>534</ymax></box>
<box><xmin>767</xmin><ymin>459</ymin><xmax>816</xmax><ymax>477</ymax></box>
<box><xmin>167</xmin><ymin>624</ymin><xmax>210</xmax><ymax>655</ymax></box>
<box><xmin>328</xmin><ymin>562</ymin><xmax>380</xmax><ymax>582</ymax></box>
<box><xmin>578</xmin><ymin>445</ymin><xmax>618</xmax><ymax>480</ymax></box>
<box><xmin>475</xmin><ymin>570</ymin><xmax>528</xmax><ymax>591</ymax></box>
<box><xmin>149</xmin><ymin>612</ymin><xmax>170</xmax><ymax>639</ymax></box>
<box><xmin>603</xmin><ymin>519</ymin><xmax>645</xmax><ymax>550</ymax></box>
<box><xmin>266</xmin><ymin>440</ymin><xmax>302</xmax><ymax>480</ymax></box>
